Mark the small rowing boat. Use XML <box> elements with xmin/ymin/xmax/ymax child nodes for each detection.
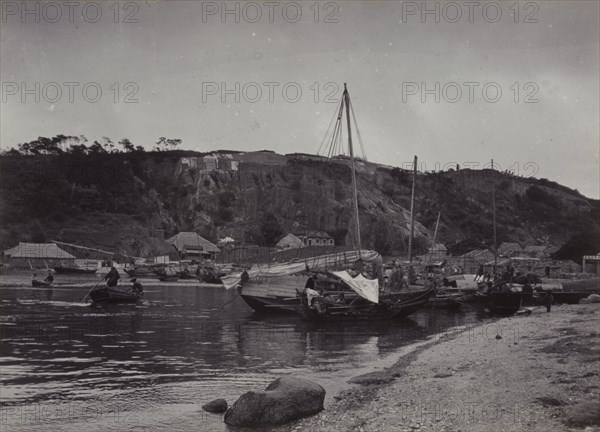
<box><xmin>32</xmin><ymin>280</ymin><xmax>53</xmax><ymax>288</ymax></box>
<box><xmin>90</xmin><ymin>287</ymin><xmax>141</xmax><ymax>304</ymax></box>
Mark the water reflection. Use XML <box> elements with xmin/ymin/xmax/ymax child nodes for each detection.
<box><xmin>0</xmin><ymin>276</ymin><xmax>482</xmax><ymax>432</ymax></box>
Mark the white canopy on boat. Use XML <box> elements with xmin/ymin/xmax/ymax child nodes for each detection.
<box><xmin>331</xmin><ymin>271</ymin><xmax>379</xmax><ymax>304</ymax></box>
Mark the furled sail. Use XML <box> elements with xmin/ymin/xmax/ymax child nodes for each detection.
<box><xmin>221</xmin><ymin>249</ymin><xmax>382</xmax><ymax>289</ymax></box>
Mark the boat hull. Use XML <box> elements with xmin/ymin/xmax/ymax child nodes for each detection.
<box><xmin>427</xmin><ymin>295</ymin><xmax>463</xmax><ymax>309</ymax></box>
<box><xmin>54</xmin><ymin>266</ymin><xmax>97</xmax><ymax>274</ymax></box>
<box><xmin>385</xmin><ymin>289</ymin><xmax>435</xmax><ymax>318</ymax></box>
<box><xmin>478</xmin><ymin>291</ymin><xmax>522</xmax><ymax>316</ymax></box>
<box><xmin>549</xmin><ymin>291</ymin><xmax>592</xmax><ymax>305</ymax></box>
<box><xmin>125</xmin><ymin>268</ymin><xmax>153</xmax><ymax>277</ymax></box>
<box><xmin>240</xmin><ymin>294</ymin><xmax>300</xmax><ymax>313</ymax></box>
<box><xmin>298</xmin><ymin>289</ymin><xmax>434</xmax><ymax>321</ymax></box>
<box><xmin>32</xmin><ymin>280</ymin><xmax>52</xmax><ymax>287</ymax></box>
<box><xmin>90</xmin><ymin>287</ymin><xmax>140</xmax><ymax>304</ymax></box>
<box><xmin>240</xmin><ymin>274</ymin><xmax>307</xmax><ymax>313</ymax></box>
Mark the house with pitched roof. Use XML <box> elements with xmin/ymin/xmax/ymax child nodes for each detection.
<box><xmin>449</xmin><ymin>248</ymin><xmax>496</xmax><ymax>274</ymax></box>
<box><xmin>3</xmin><ymin>243</ymin><xmax>75</xmax><ymax>268</ymax></box>
<box><xmin>166</xmin><ymin>232</ymin><xmax>220</xmax><ymax>259</ymax></box>
<box><xmin>294</xmin><ymin>231</ymin><xmax>334</xmax><ymax>247</ymax></box>
<box><xmin>276</xmin><ymin>233</ymin><xmax>304</xmax><ymax>250</ymax></box>
<box><xmin>497</xmin><ymin>242</ymin><xmax>522</xmax><ymax>257</ymax></box>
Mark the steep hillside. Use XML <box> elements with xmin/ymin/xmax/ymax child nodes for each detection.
<box><xmin>1</xmin><ymin>151</ymin><xmax>598</xmax><ymax>260</ymax></box>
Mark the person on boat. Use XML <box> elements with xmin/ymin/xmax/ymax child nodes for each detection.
<box><xmin>104</xmin><ymin>266</ymin><xmax>120</xmax><ymax>287</ymax></box>
<box><xmin>305</xmin><ymin>287</ymin><xmax>321</xmax><ymax>308</ymax></box>
<box><xmin>32</xmin><ymin>273</ymin><xmax>38</xmax><ymax>282</ymax></box>
<box><xmin>44</xmin><ymin>271</ymin><xmax>54</xmax><ymax>285</ymax></box>
<box><xmin>407</xmin><ymin>266</ymin><xmax>415</xmax><ymax>285</ymax></box>
<box><xmin>335</xmin><ymin>292</ymin><xmax>346</xmax><ymax>304</ymax></box>
<box><xmin>240</xmin><ymin>270</ymin><xmax>250</xmax><ymax>285</ymax></box>
<box><xmin>130</xmin><ymin>278</ymin><xmax>144</xmax><ymax>296</ymax></box>
<box><xmin>321</xmin><ymin>293</ymin><xmax>335</xmax><ymax>304</ymax></box>
<box><xmin>388</xmin><ymin>267</ymin><xmax>404</xmax><ymax>292</ymax></box>
<box><xmin>305</xmin><ymin>275</ymin><xmax>317</xmax><ymax>290</ymax></box>
<box><xmin>475</xmin><ymin>264</ymin><xmax>484</xmax><ymax>282</ymax></box>
<box><xmin>545</xmin><ymin>290</ymin><xmax>553</xmax><ymax>312</ymax></box>
<box><xmin>315</xmin><ymin>300</ymin><xmax>328</xmax><ymax>315</ymax></box>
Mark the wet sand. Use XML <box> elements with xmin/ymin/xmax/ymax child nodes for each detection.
<box><xmin>280</xmin><ymin>303</ymin><xmax>600</xmax><ymax>432</ymax></box>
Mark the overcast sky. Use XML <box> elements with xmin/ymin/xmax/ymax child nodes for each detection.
<box><xmin>1</xmin><ymin>1</ymin><xmax>598</xmax><ymax>197</ymax></box>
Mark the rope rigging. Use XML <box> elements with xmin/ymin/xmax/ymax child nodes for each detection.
<box><xmin>318</xmin><ymin>87</ymin><xmax>368</xmax><ymax>162</ymax></box>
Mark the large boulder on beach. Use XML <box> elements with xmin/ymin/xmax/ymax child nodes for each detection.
<box><xmin>202</xmin><ymin>398</ymin><xmax>228</xmax><ymax>413</ymax></box>
<box><xmin>564</xmin><ymin>401</ymin><xmax>600</xmax><ymax>427</ymax></box>
<box><xmin>224</xmin><ymin>377</ymin><xmax>325</xmax><ymax>426</ymax></box>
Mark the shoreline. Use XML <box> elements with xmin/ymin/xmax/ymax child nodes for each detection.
<box><xmin>279</xmin><ymin>303</ymin><xmax>600</xmax><ymax>432</ymax></box>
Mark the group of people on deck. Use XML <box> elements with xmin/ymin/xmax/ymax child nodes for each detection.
<box><xmin>473</xmin><ymin>263</ymin><xmax>517</xmax><ymax>283</ymax></box>
<box><xmin>302</xmin><ymin>274</ymin><xmax>348</xmax><ymax>311</ymax></box>
<box><xmin>474</xmin><ymin>264</ymin><xmax>516</xmax><ymax>284</ymax></box>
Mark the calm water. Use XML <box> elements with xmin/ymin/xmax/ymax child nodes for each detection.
<box><xmin>0</xmin><ymin>274</ymin><xmax>482</xmax><ymax>432</ymax></box>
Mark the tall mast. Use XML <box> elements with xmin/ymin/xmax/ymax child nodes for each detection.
<box><xmin>432</xmin><ymin>211</ymin><xmax>441</xmax><ymax>251</ymax></box>
<box><xmin>344</xmin><ymin>83</ymin><xmax>362</xmax><ymax>252</ymax></box>
<box><xmin>407</xmin><ymin>155</ymin><xmax>417</xmax><ymax>282</ymax></box>
<box><xmin>491</xmin><ymin>159</ymin><xmax>497</xmax><ymax>274</ymax></box>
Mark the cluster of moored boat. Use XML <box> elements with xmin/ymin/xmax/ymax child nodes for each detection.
<box><xmin>219</xmin><ymin>249</ymin><xmax>576</xmax><ymax>321</ymax></box>
<box><xmin>34</xmin><ymin>251</ymin><xmax>596</xmax><ymax>314</ymax></box>
<box><xmin>50</xmin><ymin>261</ymin><xmax>226</xmax><ymax>284</ymax></box>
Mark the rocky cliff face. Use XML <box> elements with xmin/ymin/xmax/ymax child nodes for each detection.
<box><xmin>1</xmin><ymin>151</ymin><xmax>597</xmax><ymax>259</ymax></box>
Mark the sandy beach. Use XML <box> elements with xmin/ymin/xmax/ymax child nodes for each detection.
<box><xmin>277</xmin><ymin>303</ymin><xmax>600</xmax><ymax>432</ymax></box>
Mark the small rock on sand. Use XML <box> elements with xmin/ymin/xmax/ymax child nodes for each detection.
<box><xmin>202</xmin><ymin>398</ymin><xmax>228</xmax><ymax>413</ymax></box>
<box><xmin>349</xmin><ymin>372</ymin><xmax>395</xmax><ymax>385</ymax></box>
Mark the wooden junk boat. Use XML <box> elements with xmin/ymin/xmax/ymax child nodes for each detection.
<box><xmin>476</xmin><ymin>159</ymin><xmax>523</xmax><ymax>316</ymax></box>
<box><xmin>297</xmin><ymin>271</ymin><xmax>434</xmax><ymax>321</ymax></box>
<box><xmin>222</xmin><ymin>249</ymin><xmax>433</xmax><ymax>319</ymax></box>
<box><xmin>222</xmin><ymin>84</ymin><xmax>433</xmax><ymax>319</ymax></box>
<box><xmin>221</xmin><ymin>250</ymin><xmax>374</xmax><ymax>312</ymax></box>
